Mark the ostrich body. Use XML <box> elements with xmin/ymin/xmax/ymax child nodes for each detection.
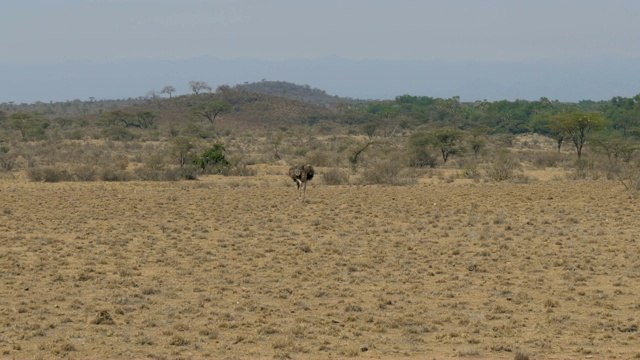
<box><xmin>289</xmin><ymin>164</ymin><xmax>314</xmax><ymax>201</ymax></box>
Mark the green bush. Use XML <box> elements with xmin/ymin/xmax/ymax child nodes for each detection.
<box><xmin>292</xmin><ymin>148</ymin><xmax>308</xmax><ymax>157</ymax></box>
<box><xmin>194</xmin><ymin>143</ymin><xmax>229</xmax><ymax>173</ymax></box>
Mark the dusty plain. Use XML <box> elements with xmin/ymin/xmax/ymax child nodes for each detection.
<box><xmin>1</xmin><ymin>168</ymin><xmax>639</xmax><ymax>360</ymax></box>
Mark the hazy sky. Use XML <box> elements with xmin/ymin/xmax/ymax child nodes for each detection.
<box><xmin>3</xmin><ymin>0</ymin><xmax>640</xmax><ymax>64</ymax></box>
<box><xmin>2</xmin><ymin>0</ymin><xmax>640</xmax><ymax>103</ymax></box>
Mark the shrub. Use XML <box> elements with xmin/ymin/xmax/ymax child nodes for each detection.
<box><xmin>531</xmin><ymin>151</ymin><xmax>567</xmax><ymax>168</ymax></box>
<box><xmin>102</xmin><ymin>126</ymin><xmax>138</xmax><ymax>141</ymax></box>
<box><xmin>292</xmin><ymin>148</ymin><xmax>308</xmax><ymax>157</ymax></box>
<box><xmin>222</xmin><ymin>164</ymin><xmax>256</xmax><ymax>176</ymax></box>
<box><xmin>74</xmin><ymin>165</ymin><xmax>97</xmax><ymax>181</ymax></box>
<box><xmin>495</xmin><ymin>133</ymin><xmax>515</xmax><ymax>147</ymax></box>
<box><xmin>100</xmin><ymin>167</ymin><xmax>130</xmax><ymax>182</ymax></box>
<box><xmin>27</xmin><ymin>166</ymin><xmax>73</xmax><ymax>182</ymax></box>
<box><xmin>514</xmin><ymin>351</ymin><xmax>530</xmax><ymax>360</ymax></box>
<box><xmin>0</xmin><ymin>147</ymin><xmax>16</xmax><ymax>171</ymax></box>
<box><xmin>322</xmin><ymin>168</ymin><xmax>349</xmax><ymax>185</ymax></box>
<box><xmin>460</xmin><ymin>160</ymin><xmax>481</xmax><ymax>180</ymax></box>
<box><xmin>487</xmin><ymin>150</ymin><xmax>522</xmax><ymax>181</ymax></box>
<box><xmin>305</xmin><ymin>151</ymin><xmax>331</xmax><ymax>167</ymax></box>
<box><xmin>135</xmin><ymin>154</ymin><xmax>168</xmax><ymax>181</ymax></box>
<box><xmin>616</xmin><ymin>166</ymin><xmax>640</xmax><ymax>191</ymax></box>
<box><xmin>567</xmin><ymin>159</ymin><xmax>599</xmax><ymax>180</ymax></box>
<box><xmin>67</xmin><ymin>129</ymin><xmax>84</xmax><ymax>140</ymax></box>
<box><xmin>194</xmin><ymin>143</ymin><xmax>229</xmax><ymax>173</ymax></box>
<box><xmin>407</xmin><ymin>146</ymin><xmax>437</xmax><ymax>168</ymax></box>
<box><xmin>180</xmin><ymin>165</ymin><xmax>199</xmax><ymax>180</ymax></box>
<box><xmin>221</xmin><ymin>155</ymin><xmax>256</xmax><ymax>176</ymax></box>
<box><xmin>360</xmin><ymin>159</ymin><xmax>414</xmax><ymax>185</ymax></box>
<box><xmin>136</xmin><ymin>166</ymin><xmax>183</xmax><ymax>181</ymax></box>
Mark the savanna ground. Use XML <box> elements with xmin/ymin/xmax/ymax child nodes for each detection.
<box><xmin>1</xmin><ymin>162</ymin><xmax>639</xmax><ymax>360</ymax></box>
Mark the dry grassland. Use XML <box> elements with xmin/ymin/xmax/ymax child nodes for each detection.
<box><xmin>1</xmin><ymin>168</ymin><xmax>639</xmax><ymax>360</ymax></box>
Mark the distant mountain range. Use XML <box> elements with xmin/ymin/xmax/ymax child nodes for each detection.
<box><xmin>2</xmin><ymin>57</ymin><xmax>639</xmax><ymax>104</ymax></box>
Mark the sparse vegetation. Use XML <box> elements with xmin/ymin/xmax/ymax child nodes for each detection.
<box><xmin>321</xmin><ymin>167</ymin><xmax>349</xmax><ymax>185</ymax></box>
<box><xmin>487</xmin><ymin>149</ymin><xmax>524</xmax><ymax>182</ymax></box>
<box><xmin>1</xmin><ymin>81</ymin><xmax>640</xmax><ymax>359</ymax></box>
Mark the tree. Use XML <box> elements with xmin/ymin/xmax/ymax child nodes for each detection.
<box><xmin>146</xmin><ymin>90</ymin><xmax>159</xmax><ymax>101</ymax></box>
<box><xmin>172</xmin><ymin>136</ymin><xmax>196</xmax><ymax>168</ymax></box>
<box><xmin>547</xmin><ymin>119</ymin><xmax>566</xmax><ymax>153</ymax></box>
<box><xmin>135</xmin><ymin>111</ymin><xmax>159</xmax><ymax>129</ymax></box>
<box><xmin>408</xmin><ymin>133</ymin><xmax>437</xmax><ymax>168</ymax></box>
<box><xmin>611</xmin><ymin>109</ymin><xmax>640</xmax><ymax>136</ymax></box>
<box><xmin>429</xmin><ymin>128</ymin><xmax>464</xmax><ymax>163</ymax></box>
<box><xmin>349</xmin><ymin>123</ymin><xmax>399</xmax><ymax>171</ymax></box>
<box><xmin>551</xmin><ymin>111</ymin><xmax>605</xmax><ymax>159</ymax></box>
<box><xmin>99</xmin><ymin>110</ymin><xmax>158</xmax><ymax>129</ymax></box>
<box><xmin>191</xmin><ymin>101</ymin><xmax>231</xmax><ymax>124</ymax></box>
<box><xmin>99</xmin><ymin>110</ymin><xmax>133</xmax><ymax>127</ymax></box>
<box><xmin>468</xmin><ymin>133</ymin><xmax>487</xmax><ymax>159</ymax></box>
<box><xmin>52</xmin><ymin>117</ymin><xmax>73</xmax><ymax>129</ymax></box>
<box><xmin>361</xmin><ymin>121</ymin><xmax>380</xmax><ymax>139</ymax></box>
<box><xmin>269</xmin><ymin>133</ymin><xmax>283</xmax><ymax>160</ymax></box>
<box><xmin>160</xmin><ymin>85</ymin><xmax>176</xmax><ymax>98</ymax></box>
<box><xmin>9</xmin><ymin>112</ymin><xmax>49</xmax><ymax>141</ymax></box>
<box><xmin>591</xmin><ymin>133</ymin><xmax>638</xmax><ymax>164</ymax></box>
<box><xmin>591</xmin><ymin>133</ymin><xmax>639</xmax><ymax>186</ymax></box>
<box><xmin>467</xmin><ymin>126</ymin><xmax>490</xmax><ymax>158</ymax></box>
<box><xmin>188</xmin><ymin>81</ymin><xmax>212</xmax><ymax>95</ymax></box>
<box><xmin>349</xmin><ymin>141</ymin><xmax>372</xmax><ymax>171</ymax></box>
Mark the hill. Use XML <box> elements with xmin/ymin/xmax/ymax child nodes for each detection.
<box><xmin>231</xmin><ymin>80</ymin><xmax>362</xmax><ymax>106</ymax></box>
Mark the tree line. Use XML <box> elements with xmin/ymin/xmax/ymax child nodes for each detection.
<box><xmin>1</xmin><ymin>81</ymin><xmax>639</xmax><ymax>163</ymax></box>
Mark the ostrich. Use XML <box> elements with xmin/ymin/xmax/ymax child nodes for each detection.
<box><xmin>288</xmin><ymin>164</ymin><xmax>315</xmax><ymax>201</ymax></box>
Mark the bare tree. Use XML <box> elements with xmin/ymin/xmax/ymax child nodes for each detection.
<box><xmin>146</xmin><ymin>90</ymin><xmax>159</xmax><ymax>101</ymax></box>
<box><xmin>161</xmin><ymin>85</ymin><xmax>176</xmax><ymax>98</ymax></box>
<box><xmin>188</xmin><ymin>81</ymin><xmax>212</xmax><ymax>95</ymax></box>
<box><xmin>350</xmin><ymin>123</ymin><xmax>399</xmax><ymax>171</ymax></box>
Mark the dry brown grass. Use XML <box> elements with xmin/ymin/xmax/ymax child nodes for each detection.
<box><xmin>1</xmin><ymin>165</ymin><xmax>639</xmax><ymax>360</ymax></box>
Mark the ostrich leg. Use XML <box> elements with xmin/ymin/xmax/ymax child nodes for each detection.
<box><xmin>302</xmin><ymin>181</ymin><xmax>307</xmax><ymax>202</ymax></box>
